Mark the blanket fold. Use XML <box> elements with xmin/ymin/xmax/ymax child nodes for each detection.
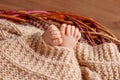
<box><xmin>76</xmin><ymin>42</ymin><xmax>120</xmax><ymax>80</ymax></box>
<box><xmin>0</xmin><ymin>19</ymin><xmax>82</xmax><ymax>80</ymax></box>
<box><xmin>0</xmin><ymin>19</ymin><xmax>120</xmax><ymax>80</ymax></box>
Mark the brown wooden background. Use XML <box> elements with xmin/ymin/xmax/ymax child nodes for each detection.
<box><xmin>0</xmin><ymin>0</ymin><xmax>120</xmax><ymax>39</ymax></box>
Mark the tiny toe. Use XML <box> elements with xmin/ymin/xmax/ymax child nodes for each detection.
<box><xmin>49</xmin><ymin>25</ymin><xmax>58</xmax><ymax>32</ymax></box>
<box><xmin>50</xmin><ymin>27</ymin><xmax>61</xmax><ymax>40</ymax></box>
<box><xmin>66</xmin><ymin>25</ymin><xmax>71</xmax><ymax>36</ymax></box>
<box><xmin>51</xmin><ymin>30</ymin><xmax>60</xmax><ymax>35</ymax></box>
<box><xmin>60</xmin><ymin>24</ymin><xmax>67</xmax><ymax>36</ymax></box>
<box><xmin>58</xmin><ymin>38</ymin><xmax>63</xmax><ymax>45</ymax></box>
<box><xmin>52</xmin><ymin>38</ymin><xmax>61</xmax><ymax>46</ymax></box>
<box><xmin>48</xmin><ymin>25</ymin><xmax>54</xmax><ymax>30</ymax></box>
<box><xmin>71</xmin><ymin>26</ymin><xmax>75</xmax><ymax>36</ymax></box>
<box><xmin>77</xmin><ymin>32</ymin><xmax>81</xmax><ymax>41</ymax></box>
<box><xmin>51</xmin><ymin>34</ymin><xmax>61</xmax><ymax>39</ymax></box>
<box><xmin>74</xmin><ymin>28</ymin><xmax>79</xmax><ymax>38</ymax></box>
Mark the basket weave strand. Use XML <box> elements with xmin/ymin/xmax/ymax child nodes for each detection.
<box><xmin>0</xmin><ymin>10</ymin><xmax>120</xmax><ymax>49</ymax></box>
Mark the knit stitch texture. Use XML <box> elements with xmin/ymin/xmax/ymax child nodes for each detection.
<box><xmin>0</xmin><ymin>19</ymin><xmax>120</xmax><ymax>80</ymax></box>
<box><xmin>75</xmin><ymin>42</ymin><xmax>120</xmax><ymax>80</ymax></box>
<box><xmin>0</xmin><ymin>19</ymin><xmax>82</xmax><ymax>80</ymax></box>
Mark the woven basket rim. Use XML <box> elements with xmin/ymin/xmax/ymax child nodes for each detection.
<box><xmin>0</xmin><ymin>10</ymin><xmax>120</xmax><ymax>49</ymax></box>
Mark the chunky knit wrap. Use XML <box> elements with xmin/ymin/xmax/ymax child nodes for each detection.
<box><xmin>0</xmin><ymin>19</ymin><xmax>120</xmax><ymax>80</ymax></box>
<box><xmin>0</xmin><ymin>19</ymin><xmax>82</xmax><ymax>80</ymax></box>
<box><xmin>76</xmin><ymin>42</ymin><xmax>120</xmax><ymax>80</ymax></box>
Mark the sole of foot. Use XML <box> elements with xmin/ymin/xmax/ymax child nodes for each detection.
<box><xmin>42</xmin><ymin>25</ymin><xmax>62</xmax><ymax>46</ymax></box>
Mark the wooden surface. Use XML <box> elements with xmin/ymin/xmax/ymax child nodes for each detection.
<box><xmin>0</xmin><ymin>0</ymin><xmax>120</xmax><ymax>39</ymax></box>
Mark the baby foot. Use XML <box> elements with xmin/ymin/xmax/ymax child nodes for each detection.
<box><xmin>60</xmin><ymin>24</ymin><xmax>81</xmax><ymax>50</ymax></box>
<box><xmin>42</xmin><ymin>25</ymin><xmax>62</xmax><ymax>46</ymax></box>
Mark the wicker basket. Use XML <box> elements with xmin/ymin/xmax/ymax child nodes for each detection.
<box><xmin>0</xmin><ymin>10</ymin><xmax>120</xmax><ymax>50</ymax></box>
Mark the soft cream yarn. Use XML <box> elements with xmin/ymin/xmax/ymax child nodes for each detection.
<box><xmin>0</xmin><ymin>19</ymin><xmax>120</xmax><ymax>80</ymax></box>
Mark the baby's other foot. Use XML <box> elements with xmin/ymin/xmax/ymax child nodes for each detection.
<box><xmin>42</xmin><ymin>25</ymin><xmax>62</xmax><ymax>46</ymax></box>
<box><xmin>60</xmin><ymin>24</ymin><xmax>81</xmax><ymax>50</ymax></box>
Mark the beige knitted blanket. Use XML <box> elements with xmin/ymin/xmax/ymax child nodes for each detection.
<box><xmin>0</xmin><ymin>19</ymin><xmax>120</xmax><ymax>80</ymax></box>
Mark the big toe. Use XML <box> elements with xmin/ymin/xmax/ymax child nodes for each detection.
<box><xmin>52</xmin><ymin>38</ymin><xmax>63</xmax><ymax>46</ymax></box>
<box><xmin>60</xmin><ymin>24</ymin><xmax>67</xmax><ymax>36</ymax></box>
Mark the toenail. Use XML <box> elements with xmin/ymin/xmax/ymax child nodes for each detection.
<box><xmin>62</xmin><ymin>24</ymin><xmax>67</xmax><ymax>27</ymax></box>
<box><xmin>50</xmin><ymin>24</ymin><xmax>56</xmax><ymax>27</ymax></box>
<box><xmin>68</xmin><ymin>25</ymin><xmax>71</xmax><ymax>27</ymax></box>
<box><xmin>50</xmin><ymin>30</ymin><xmax>60</xmax><ymax>33</ymax></box>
